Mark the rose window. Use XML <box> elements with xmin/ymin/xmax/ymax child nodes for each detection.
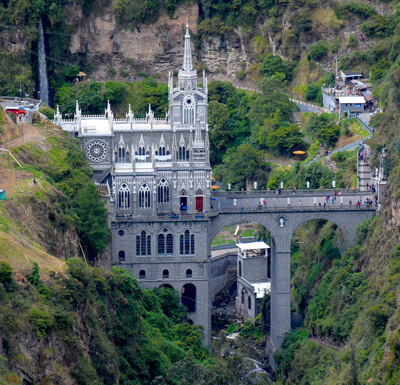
<box><xmin>86</xmin><ymin>140</ymin><xmax>108</xmax><ymax>162</ymax></box>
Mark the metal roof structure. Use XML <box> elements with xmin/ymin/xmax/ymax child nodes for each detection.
<box><xmin>338</xmin><ymin>96</ymin><xmax>365</xmax><ymax>104</ymax></box>
<box><xmin>236</xmin><ymin>241</ymin><xmax>270</xmax><ymax>250</ymax></box>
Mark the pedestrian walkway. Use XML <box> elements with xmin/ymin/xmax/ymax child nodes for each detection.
<box><xmin>359</xmin><ymin>144</ymin><xmax>373</xmax><ymax>192</ymax></box>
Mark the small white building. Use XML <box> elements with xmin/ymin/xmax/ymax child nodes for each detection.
<box><xmin>341</xmin><ymin>70</ymin><xmax>363</xmax><ymax>83</ymax></box>
<box><xmin>338</xmin><ymin>96</ymin><xmax>365</xmax><ymax>114</ymax></box>
<box><xmin>236</xmin><ymin>242</ymin><xmax>271</xmax><ymax>321</ymax></box>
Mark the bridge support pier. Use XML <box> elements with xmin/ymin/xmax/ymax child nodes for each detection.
<box><xmin>270</xmin><ymin>242</ymin><xmax>291</xmax><ymax>351</ymax></box>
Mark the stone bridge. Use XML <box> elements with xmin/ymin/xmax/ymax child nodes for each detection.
<box><xmin>208</xmin><ymin>204</ymin><xmax>376</xmax><ymax>350</ymax></box>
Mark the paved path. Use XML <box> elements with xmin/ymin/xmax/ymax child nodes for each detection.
<box><xmin>212</xmin><ymin>191</ymin><xmax>374</xmax><ymax>210</ymax></box>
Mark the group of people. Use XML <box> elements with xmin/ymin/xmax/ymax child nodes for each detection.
<box><xmin>350</xmin><ymin>197</ymin><xmax>377</xmax><ymax>206</ymax></box>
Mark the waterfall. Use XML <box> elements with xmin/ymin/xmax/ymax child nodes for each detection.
<box><xmin>38</xmin><ymin>19</ymin><xmax>49</xmax><ymax>105</ymax></box>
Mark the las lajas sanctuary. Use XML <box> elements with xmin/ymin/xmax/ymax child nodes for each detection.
<box><xmin>54</xmin><ymin>23</ymin><xmax>376</xmax><ymax>353</ymax></box>
<box><xmin>54</xmin><ymin>24</ymin><xmax>214</xmax><ymax>343</ymax></box>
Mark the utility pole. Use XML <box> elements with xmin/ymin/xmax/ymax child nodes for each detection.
<box><xmin>336</xmin><ymin>56</ymin><xmax>338</xmax><ymax>81</ymax></box>
<box><xmin>19</xmin><ymin>81</ymin><xmax>22</xmax><ymax>99</ymax></box>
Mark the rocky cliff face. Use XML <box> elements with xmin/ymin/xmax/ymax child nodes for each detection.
<box><xmin>67</xmin><ymin>2</ymin><xmax>252</xmax><ymax>82</ymax></box>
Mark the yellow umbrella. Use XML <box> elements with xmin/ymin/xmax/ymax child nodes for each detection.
<box><xmin>293</xmin><ymin>150</ymin><xmax>306</xmax><ymax>154</ymax></box>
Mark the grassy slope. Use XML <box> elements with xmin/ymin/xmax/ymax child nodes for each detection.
<box><xmin>0</xmin><ymin>122</ymin><xmax>86</xmax><ymax>273</ymax></box>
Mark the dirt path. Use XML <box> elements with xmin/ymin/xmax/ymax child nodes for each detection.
<box><xmin>1</xmin><ymin>119</ymin><xmax>46</xmax><ymax>149</ymax></box>
<box><xmin>0</xmin><ymin>118</ymin><xmax>47</xmax><ymax>193</ymax></box>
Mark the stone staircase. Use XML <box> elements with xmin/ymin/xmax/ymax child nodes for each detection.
<box><xmin>359</xmin><ymin>144</ymin><xmax>373</xmax><ymax>192</ymax></box>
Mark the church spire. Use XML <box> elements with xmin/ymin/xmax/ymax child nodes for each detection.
<box><xmin>182</xmin><ymin>20</ymin><xmax>193</xmax><ymax>72</ymax></box>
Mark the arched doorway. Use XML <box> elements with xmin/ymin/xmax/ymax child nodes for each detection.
<box><xmin>159</xmin><ymin>284</ymin><xmax>174</xmax><ymax>290</ymax></box>
<box><xmin>196</xmin><ymin>189</ymin><xmax>203</xmax><ymax>212</ymax></box>
<box><xmin>180</xmin><ymin>190</ymin><xmax>187</xmax><ymax>211</ymax></box>
<box><xmin>182</xmin><ymin>283</ymin><xmax>196</xmax><ymax>312</ymax></box>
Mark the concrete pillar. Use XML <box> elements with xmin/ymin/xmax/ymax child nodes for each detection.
<box><xmin>270</xmin><ymin>241</ymin><xmax>291</xmax><ymax>350</ymax></box>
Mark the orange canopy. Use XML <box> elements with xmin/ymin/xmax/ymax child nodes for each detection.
<box><xmin>293</xmin><ymin>150</ymin><xmax>306</xmax><ymax>154</ymax></box>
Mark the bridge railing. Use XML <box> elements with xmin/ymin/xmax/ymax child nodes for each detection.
<box><xmin>212</xmin><ymin>188</ymin><xmax>360</xmax><ymax>197</ymax></box>
<box><xmin>111</xmin><ymin>204</ymin><xmax>377</xmax><ymax>221</ymax></box>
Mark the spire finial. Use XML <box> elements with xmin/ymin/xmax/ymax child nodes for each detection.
<box><xmin>182</xmin><ymin>21</ymin><xmax>193</xmax><ymax>72</ymax></box>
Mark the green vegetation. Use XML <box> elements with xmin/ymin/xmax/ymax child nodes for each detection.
<box><xmin>0</xmin><ymin>259</ymin><xmax>210</xmax><ymax>384</ymax></box>
<box><xmin>335</xmin><ymin>1</ymin><xmax>376</xmax><ymax>20</ymax></box>
<box><xmin>54</xmin><ymin>78</ymin><xmax>168</xmax><ymax>118</ymax></box>
<box><xmin>12</xmin><ymin>130</ymin><xmax>109</xmax><ymax>260</ymax></box>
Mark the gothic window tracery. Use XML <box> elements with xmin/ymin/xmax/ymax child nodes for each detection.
<box><xmin>118</xmin><ymin>183</ymin><xmax>130</xmax><ymax>209</ymax></box>
<box><xmin>138</xmin><ymin>183</ymin><xmax>151</xmax><ymax>209</ymax></box>
<box><xmin>158</xmin><ymin>230</ymin><xmax>173</xmax><ymax>256</ymax></box>
<box><xmin>117</xmin><ymin>146</ymin><xmax>126</xmax><ymax>163</ymax></box>
<box><xmin>157</xmin><ymin>178</ymin><xmax>169</xmax><ymax>203</ymax></box>
<box><xmin>86</xmin><ymin>140</ymin><xmax>108</xmax><ymax>162</ymax></box>
<box><xmin>178</xmin><ymin>145</ymin><xmax>189</xmax><ymax>161</ymax></box>
<box><xmin>183</xmin><ymin>97</ymin><xmax>195</xmax><ymax>124</ymax></box>
<box><xmin>136</xmin><ymin>231</ymin><xmax>151</xmax><ymax>256</ymax></box>
<box><xmin>180</xmin><ymin>230</ymin><xmax>195</xmax><ymax>255</ymax></box>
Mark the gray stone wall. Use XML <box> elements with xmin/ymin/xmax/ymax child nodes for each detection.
<box><xmin>242</xmin><ymin>256</ymin><xmax>269</xmax><ymax>283</ymax></box>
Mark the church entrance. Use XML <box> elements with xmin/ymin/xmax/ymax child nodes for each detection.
<box><xmin>180</xmin><ymin>190</ymin><xmax>187</xmax><ymax>211</ymax></box>
<box><xmin>196</xmin><ymin>190</ymin><xmax>203</xmax><ymax>212</ymax></box>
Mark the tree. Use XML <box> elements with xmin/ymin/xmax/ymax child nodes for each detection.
<box><xmin>260</xmin><ymin>54</ymin><xmax>296</xmax><ymax>80</ymax></box>
<box><xmin>248</xmin><ymin>74</ymin><xmax>296</xmax><ymax>127</ymax></box>
<box><xmin>308</xmin><ymin>41</ymin><xmax>329</xmax><ymax>60</ymax></box>
<box><xmin>305</xmin><ymin>83</ymin><xmax>319</xmax><ymax>101</ymax></box>
<box><xmin>266</xmin><ymin>124</ymin><xmax>304</xmax><ymax>155</ymax></box>
<box><xmin>74</xmin><ymin>183</ymin><xmax>109</xmax><ymax>257</ymax></box>
<box><xmin>208</xmin><ymin>101</ymin><xmax>231</xmax><ymax>164</ymax></box>
<box><xmin>225</xmin><ymin>143</ymin><xmax>271</xmax><ymax>190</ymax></box>
<box><xmin>253</xmin><ymin>109</ymin><xmax>289</xmax><ymax>149</ymax></box>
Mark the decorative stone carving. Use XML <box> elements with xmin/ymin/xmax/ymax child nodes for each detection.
<box><xmin>86</xmin><ymin>139</ymin><xmax>108</xmax><ymax>162</ymax></box>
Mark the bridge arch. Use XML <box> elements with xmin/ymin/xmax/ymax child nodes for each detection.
<box><xmin>208</xmin><ymin>213</ymin><xmax>280</xmax><ymax>255</ymax></box>
<box><xmin>209</xmin><ymin>208</ymin><xmax>375</xmax><ymax>352</ymax></box>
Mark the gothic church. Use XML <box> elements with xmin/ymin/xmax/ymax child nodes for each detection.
<box><xmin>54</xmin><ymin>24</ymin><xmax>212</xmax><ymax>343</ymax></box>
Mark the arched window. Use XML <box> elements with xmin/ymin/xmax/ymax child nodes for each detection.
<box><xmin>183</xmin><ymin>99</ymin><xmax>195</xmax><ymax>124</ymax></box>
<box><xmin>139</xmin><ymin>183</ymin><xmax>151</xmax><ymax>209</ymax></box>
<box><xmin>158</xmin><ymin>231</ymin><xmax>173</xmax><ymax>256</ymax></box>
<box><xmin>186</xmin><ymin>269</ymin><xmax>192</xmax><ymax>278</ymax></box>
<box><xmin>118</xmin><ymin>250</ymin><xmax>125</xmax><ymax>262</ymax></box>
<box><xmin>185</xmin><ymin>230</ymin><xmax>190</xmax><ymax>255</ymax></box>
<box><xmin>163</xmin><ymin>269</ymin><xmax>169</xmax><ymax>279</ymax></box>
<box><xmin>166</xmin><ymin>234</ymin><xmax>173</xmax><ymax>255</ymax></box>
<box><xmin>139</xmin><ymin>270</ymin><xmax>146</xmax><ymax>279</ymax></box>
<box><xmin>182</xmin><ymin>283</ymin><xmax>196</xmax><ymax>312</ymax></box>
<box><xmin>118</xmin><ymin>183</ymin><xmax>130</xmax><ymax>209</ymax></box>
<box><xmin>238</xmin><ymin>261</ymin><xmax>242</xmax><ymax>277</ymax></box>
<box><xmin>118</xmin><ymin>147</ymin><xmax>125</xmax><ymax>163</ymax></box>
<box><xmin>136</xmin><ymin>231</ymin><xmax>151</xmax><ymax>256</ymax></box>
<box><xmin>180</xmin><ymin>230</ymin><xmax>194</xmax><ymax>255</ymax></box>
<box><xmin>138</xmin><ymin>146</ymin><xmax>145</xmax><ymax>155</ymax></box>
<box><xmin>159</xmin><ymin>146</ymin><xmax>166</xmax><ymax>156</ymax></box>
<box><xmin>157</xmin><ymin>178</ymin><xmax>169</xmax><ymax>203</ymax></box>
<box><xmin>178</xmin><ymin>145</ymin><xmax>186</xmax><ymax>161</ymax></box>
<box><xmin>241</xmin><ymin>290</ymin><xmax>245</xmax><ymax>304</ymax></box>
<box><xmin>191</xmin><ymin>234</ymin><xmax>195</xmax><ymax>254</ymax></box>
<box><xmin>158</xmin><ymin>234</ymin><xmax>165</xmax><ymax>255</ymax></box>
<box><xmin>248</xmin><ymin>296</ymin><xmax>252</xmax><ymax>310</ymax></box>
